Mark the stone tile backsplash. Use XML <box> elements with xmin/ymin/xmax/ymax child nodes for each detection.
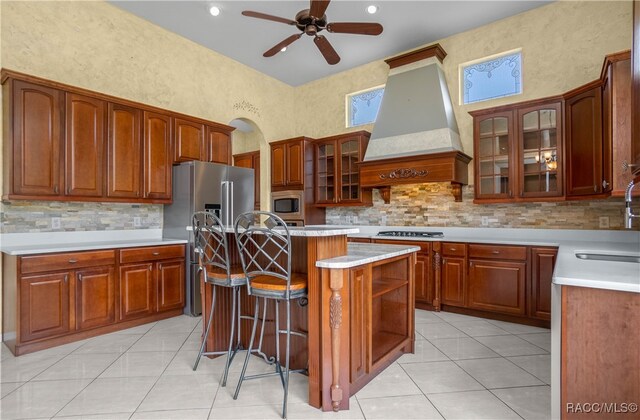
<box><xmin>326</xmin><ymin>183</ymin><xmax>632</xmax><ymax>230</ymax></box>
<box><xmin>0</xmin><ymin>201</ymin><xmax>162</xmax><ymax>233</ymax></box>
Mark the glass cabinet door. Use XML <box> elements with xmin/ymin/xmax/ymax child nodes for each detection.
<box><xmin>476</xmin><ymin>113</ymin><xmax>513</xmax><ymax>198</ymax></box>
<box><xmin>316</xmin><ymin>142</ymin><xmax>335</xmax><ymax>203</ymax></box>
<box><xmin>339</xmin><ymin>138</ymin><xmax>361</xmax><ymax>202</ymax></box>
<box><xmin>518</xmin><ymin>103</ymin><xmax>562</xmax><ymax>197</ymax></box>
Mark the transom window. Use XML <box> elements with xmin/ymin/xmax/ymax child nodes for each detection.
<box><xmin>346</xmin><ymin>86</ymin><xmax>384</xmax><ymax>127</ymax></box>
<box><xmin>461</xmin><ymin>49</ymin><xmax>522</xmax><ymax>105</ymax></box>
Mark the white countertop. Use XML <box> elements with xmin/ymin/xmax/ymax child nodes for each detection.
<box><xmin>0</xmin><ymin>229</ymin><xmax>187</xmax><ymax>255</ymax></box>
<box><xmin>311</xmin><ymin>225</ymin><xmax>640</xmax><ymax>293</ymax></box>
<box><xmin>316</xmin><ymin>243</ymin><xmax>420</xmax><ymax>269</ymax></box>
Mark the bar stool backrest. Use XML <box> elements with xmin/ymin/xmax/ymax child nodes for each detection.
<box><xmin>192</xmin><ymin>211</ymin><xmax>231</xmax><ymax>278</ymax></box>
<box><xmin>234</xmin><ymin>211</ymin><xmax>292</xmax><ymax>297</ymax></box>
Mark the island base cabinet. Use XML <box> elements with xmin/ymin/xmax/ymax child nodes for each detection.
<box><xmin>76</xmin><ymin>266</ymin><xmax>116</xmax><ymax>330</ymax></box>
<box><xmin>19</xmin><ymin>272</ymin><xmax>72</xmax><ymax>342</ymax></box>
<box><xmin>468</xmin><ymin>260</ymin><xmax>526</xmax><ymax>316</ymax></box>
<box><xmin>561</xmin><ymin>286</ymin><xmax>640</xmax><ymax>419</ymax></box>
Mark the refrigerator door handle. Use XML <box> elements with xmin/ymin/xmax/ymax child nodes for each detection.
<box><xmin>229</xmin><ymin>181</ymin><xmax>234</xmax><ymax>226</ymax></box>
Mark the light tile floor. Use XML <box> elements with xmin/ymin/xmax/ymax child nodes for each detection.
<box><xmin>0</xmin><ymin>310</ymin><xmax>551</xmax><ymax>419</ymax></box>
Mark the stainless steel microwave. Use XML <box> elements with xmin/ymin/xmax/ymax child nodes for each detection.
<box><xmin>272</xmin><ymin>190</ymin><xmax>304</xmax><ymax>221</ymax></box>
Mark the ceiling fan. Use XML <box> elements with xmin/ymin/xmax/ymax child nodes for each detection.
<box><xmin>242</xmin><ymin>0</ymin><xmax>383</xmax><ymax>65</ymax></box>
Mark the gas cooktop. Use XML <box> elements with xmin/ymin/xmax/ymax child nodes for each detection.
<box><xmin>377</xmin><ymin>231</ymin><xmax>444</xmax><ymax>238</ymax></box>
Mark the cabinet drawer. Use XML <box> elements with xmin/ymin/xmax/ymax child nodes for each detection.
<box><xmin>442</xmin><ymin>242</ymin><xmax>466</xmax><ymax>257</ymax></box>
<box><xmin>373</xmin><ymin>239</ymin><xmax>430</xmax><ymax>253</ymax></box>
<box><xmin>21</xmin><ymin>250</ymin><xmax>116</xmax><ymax>274</ymax></box>
<box><xmin>468</xmin><ymin>244</ymin><xmax>527</xmax><ymax>261</ymax></box>
<box><xmin>120</xmin><ymin>245</ymin><xmax>185</xmax><ymax>264</ymax></box>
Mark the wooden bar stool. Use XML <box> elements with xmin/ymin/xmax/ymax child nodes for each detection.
<box><xmin>191</xmin><ymin>211</ymin><xmax>272</xmax><ymax>386</ymax></box>
<box><xmin>233</xmin><ymin>211</ymin><xmax>308</xmax><ymax>419</ymax></box>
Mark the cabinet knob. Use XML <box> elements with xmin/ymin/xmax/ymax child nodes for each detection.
<box><xmin>594</xmin><ymin>185</ymin><xmax>598</xmax><ymax>193</ymax></box>
<box><xmin>148</xmin><ymin>265</ymin><xmax>152</xmax><ymax>271</ymax></box>
<box><xmin>492</xmin><ymin>250</ymin><xmax>500</xmax><ymax>254</ymax></box>
<box><xmin>78</xmin><ymin>274</ymin><xmax>82</xmax><ymax>281</ymax></box>
<box><xmin>469</xmin><ymin>261</ymin><xmax>474</xmax><ymax>267</ymax></box>
<box><xmin>152</xmin><ymin>252</ymin><xmax>160</xmax><ymax>256</ymax></box>
<box><xmin>68</xmin><ymin>259</ymin><xmax>78</xmax><ymax>264</ymax></box>
<box><xmin>602</xmin><ymin>180</ymin><xmax>610</xmax><ymax>190</ymax></box>
<box><xmin>64</xmin><ymin>274</ymin><xmax>68</xmax><ymax>283</ymax></box>
<box><xmin>450</xmin><ymin>248</ymin><xmax>457</xmax><ymax>251</ymax></box>
<box><xmin>158</xmin><ymin>264</ymin><xmax>162</xmax><ymax>270</ymax></box>
<box><xmin>54</xmin><ymin>185</ymin><xmax>59</xmax><ymax>194</ymax></box>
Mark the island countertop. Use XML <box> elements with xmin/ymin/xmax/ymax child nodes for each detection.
<box><xmin>316</xmin><ymin>243</ymin><xmax>420</xmax><ymax>269</ymax></box>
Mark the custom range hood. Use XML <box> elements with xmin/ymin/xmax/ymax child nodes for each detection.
<box><xmin>359</xmin><ymin>44</ymin><xmax>471</xmax><ymax>201</ymax></box>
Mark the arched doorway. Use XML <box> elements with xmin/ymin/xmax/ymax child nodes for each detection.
<box><xmin>228</xmin><ymin>118</ymin><xmax>269</xmax><ymax>211</ymax></box>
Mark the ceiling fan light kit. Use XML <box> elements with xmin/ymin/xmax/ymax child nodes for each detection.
<box><xmin>242</xmin><ymin>0</ymin><xmax>383</xmax><ymax>65</ymax></box>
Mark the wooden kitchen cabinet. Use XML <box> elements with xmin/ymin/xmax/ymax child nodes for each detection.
<box><xmin>107</xmin><ymin>103</ymin><xmax>141</xmax><ymax>199</ymax></box>
<box><xmin>632</xmin><ymin>1</ymin><xmax>640</xmax><ymax>175</ymax></box>
<box><xmin>441</xmin><ymin>256</ymin><xmax>467</xmax><ymax>307</ymax></box>
<box><xmin>602</xmin><ymin>51</ymin><xmax>633</xmax><ymax>195</ymax></box>
<box><xmin>471</xmin><ymin>99</ymin><xmax>563</xmax><ymax>202</ymax></box>
<box><xmin>565</xmin><ymin>83</ymin><xmax>605</xmax><ymax>197</ymax></box>
<box><xmin>530</xmin><ymin>247</ymin><xmax>557</xmax><ymax>320</ymax></box>
<box><xmin>143</xmin><ymin>111</ymin><xmax>173</xmax><ymax>201</ymax></box>
<box><xmin>174</xmin><ymin>117</ymin><xmax>205</xmax><ymax>163</ymax></box>
<box><xmin>65</xmin><ymin>93</ymin><xmax>106</xmax><ymax>197</ymax></box>
<box><xmin>2</xmin><ymin>244</ymin><xmax>185</xmax><ymax>356</ymax></box>
<box><xmin>157</xmin><ymin>260</ymin><xmax>185</xmax><ymax>312</ymax></box>
<box><xmin>373</xmin><ymin>239</ymin><xmax>434</xmax><ymax>309</ymax></box>
<box><xmin>314</xmin><ymin>131</ymin><xmax>371</xmax><ymax>206</ymax></box>
<box><xmin>5</xmin><ymin>79</ymin><xmax>63</xmax><ymax>198</ymax></box>
<box><xmin>19</xmin><ymin>272</ymin><xmax>72</xmax><ymax>342</ymax></box>
<box><xmin>206</xmin><ymin>128</ymin><xmax>231</xmax><ymax>164</ymax></box>
<box><xmin>349</xmin><ymin>265</ymin><xmax>370</xmax><ymax>388</ymax></box>
<box><xmin>561</xmin><ymin>286</ymin><xmax>640</xmax><ymax>419</ymax></box>
<box><xmin>234</xmin><ymin>150</ymin><xmax>261</xmax><ymax>210</ymax></box>
<box><xmin>76</xmin><ymin>266</ymin><xmax>116</xmax><ymax>330</ymax></box>
<box><xmin>119</xmin><ymin>263</ymin><xmax>155</xmax><ymax>321</ymax></box>
<box><xmin>270</xmin><ymin>137</ymin><xmax>314</xmax><ymax>191</ymax></box>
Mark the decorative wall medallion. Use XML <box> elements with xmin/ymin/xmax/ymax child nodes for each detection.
<box><xmin>379</xmin><ymin>168</ymin><xmax>429</xmax><ymax>180</ymax></box>
<box><xmin>232</xmin><ymin>100</ymin><xmax>261</xmax><ymax>117</ymax></box>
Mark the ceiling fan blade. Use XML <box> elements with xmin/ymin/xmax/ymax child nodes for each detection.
<box><xmin>314</xmin><ymin>35</ymin><xmax>340</xmax><ymax>65</ymax></box>
<box><xmin>309</xmin><ymin>0</ymin><xmax>330</xmax><ymax>19</ymax></box>
<box><xmin>326</xmin><ymin>22</ymin><xmax>383</xmax><ymax>35</ymax></box>
<box><xmin>242</xmin><ymin>11</ymin><xmax>296</xmax><ymax>25</ymax></box>
<box><xmin>263</xmin><ymin>33</ymin><xmax>303</xmax><ymax>57</ymax></box>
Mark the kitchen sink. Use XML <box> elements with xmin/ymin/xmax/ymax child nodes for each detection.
<box><xmin>575</xmin><ymin>252</ymin><xmax>640</xmax><ymax>263</ymax></box>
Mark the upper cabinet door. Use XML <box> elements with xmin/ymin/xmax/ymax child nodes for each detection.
<box><xmin>271</xmin><ymin>143</ymin><xmax>286</xmax><ymax>188</ymax></box>
<box><xmin>517</xmin><ymin>102</ymin><xmax>563</xmax><ymax>198</ymax></box>
<box><xmin>206</xmin><ymin>128</ymin><xmax>231</xmax><ymax>164</ymax></box>
<box><xmin>473</xmin><ymin>112</ymin><xmax>515</xmax><ymax>200</ymax></box>
<box><xmin>65</xmin><ymin>93</ymin><xmax>106</xmax><ymax>197</ymax></box>
<box><xmin>11</xmin><ymin>80</ymin><xmax>62</xmax><ymax>197</ymax></box>
<box><xmin>338</xmin><ymin>137</ymin><xmax>362</xmax><ymax>203</ymax></box>
<box><xmin>632</xmin><ymin>1</ymin><xmax>640</xmax><ymax>174</ymax></box>
<box><xmin>107</xmin><ymin>103</ymin><xmax>141</xmax><ymax>199</ymax></box>
<box><xmin>143</xmin><ymin>111</ymin><xmax>172</xmax><ymax>200</ymax></box>
<box><xmin>174</xmin><ymin>118</ymin><xmax>205</xmax><ymax>163</ymax></box>
<box><xmin>565</xmin><ymin>86</ymin><xmax>604</xmax><ymax>197</ymax></box>
<box><xmin>286</xmin><ymin>140</ymin><xmax>304</xmax><ymax>187</ymax></box>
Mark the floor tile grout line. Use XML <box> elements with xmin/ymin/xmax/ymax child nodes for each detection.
<box><xmin>49</xmin><ymin>327</ymin><xmax>153</xmax><ymax>418</ymax></box>
<box><xmin>486</xmin><ymin>388</ymin><xmax>528</xmax><ymax>420</ymax></box>
<box><xmin>396</xmin><ymin>361</ymin><xmax>454</xmax><ymax>420</ymax></box>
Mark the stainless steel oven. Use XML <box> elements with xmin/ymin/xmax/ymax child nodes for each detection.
<box><xmin>272</xmin><ymin>190</ymin><xmax>305</xmax><ymax>222</ymax></box>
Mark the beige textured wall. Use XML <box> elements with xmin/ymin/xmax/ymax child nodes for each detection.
<box><xmin>294</xmin><ymin>1</ymin><xmax>633</xmax><ymax>184</ymax></box>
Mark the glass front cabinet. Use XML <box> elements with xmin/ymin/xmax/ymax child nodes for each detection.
<box><xmin>471</xmin><ymin>100</ymin><xmax>563</xmax><ymax>202</ymax></box>
<box><xmin>313</xmin><ymin>131</ymin><xmax>372</xmax><ymax>206</ymax></box>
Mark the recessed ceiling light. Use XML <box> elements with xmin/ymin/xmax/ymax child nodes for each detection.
<box><xmin>281</xmin><ymin>47</ymin><xmax>287</xmax><ymax>52</ymax></box>
<box><xmin>209</xmin><ymin>6</ymin><xmax>220</xmax><ymax>16</ymax></box>
<box><xmin>366</xmin><ymin>5</ymin><xmax>378</xmax><ymax>14</ymax></box>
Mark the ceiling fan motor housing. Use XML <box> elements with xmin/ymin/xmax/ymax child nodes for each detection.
<box><xmin>295</xmin><ymin>9</ymin><xmax>327</xmax><ymax>35</ymax></box>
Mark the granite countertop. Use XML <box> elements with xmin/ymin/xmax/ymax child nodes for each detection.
<box><xmin>316</xmin><ymin>243</ymin><xmax>420</xmax><ymax>269</ymax></box>
<box><xmin>314</xmin><ymin>225</ymin><xmax>640</xmax><ymax>294</ymax></box>
<box><xmin>0</xmin><ymin>230</ymin><xmax>187</xmax><ymax>256</ymax></box>
<box><xmin>186</xmin><ymin>225</ymin><xmax>360</xmax><ymax>237</ymax></box>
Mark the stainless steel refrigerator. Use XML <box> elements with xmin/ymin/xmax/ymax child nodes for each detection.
<box><xmin>163</xmin><ymin>161</ymin><xmax>254</xmax><ymax>316</ymax></box>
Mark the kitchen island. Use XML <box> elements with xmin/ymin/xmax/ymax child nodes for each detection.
<box><xmin>198</xmin><ymin>227</ymin><xmax>419</xmax><ymax>412</ymax></box>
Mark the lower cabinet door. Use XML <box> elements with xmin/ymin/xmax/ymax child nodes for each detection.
<box><xmin>20</xmin><ymin>272</ymin><xmax>72</xmax><ymax>342</ymax></box>
<box><xmin>119</xmin><ymin>263</ymin><xmax>154</xmax><ymax>321</ymax></box>
<box><xmin>157</xmin><ymin>260</ymin><xmax>185</xmax><ymax>312</ymax></box>
<box><xmin>76</xmin><ymin>266</ymin><xmax>116</xmax><ymax>330</ymax></box>
<box><xmin>349</xmin><ymin>265</ymin><xmax>370</xmax><ymax>385</ymax></box>
<box><xmin>441</xmin><ymin>257</ymin><xmax>466</xmax><ymax>307</ymax></box>
<box><xmin>468</xmin><ymin>260</ymin><xmax>526</xmax><ymax>316</ymax></box>
<box><xmin>530</xmin><ymin>248</ymin><xmax>557</xmax><ymax>320</ymax></box>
